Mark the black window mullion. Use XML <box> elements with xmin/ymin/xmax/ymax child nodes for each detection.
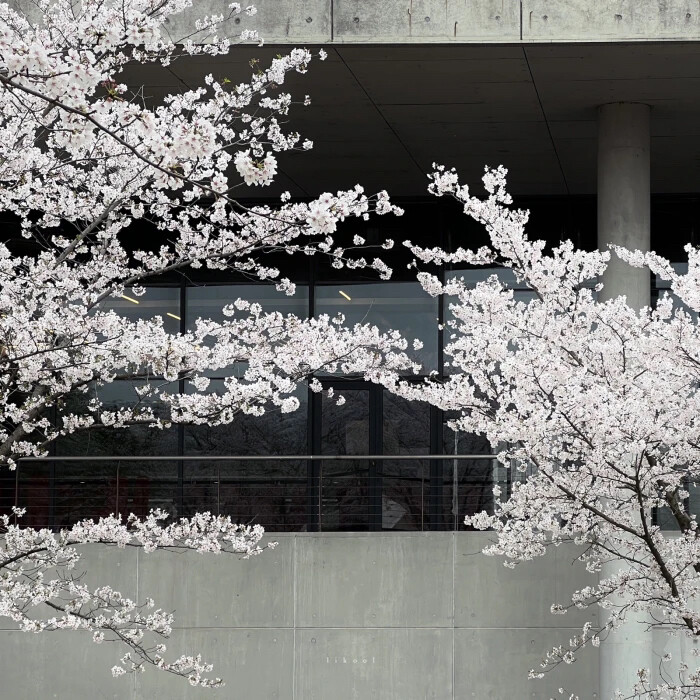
<box><xmin>178</xmin><ymin>283</ymin><xmax>186</xmax><ymax>518</ymax></box>
<box><xmin>308</xmin><ymin>391</ymin><xmax>321</xmax><ymax>532</ymax></box>
<box><xmin>429</xmin><ymin>405</ymin><xmax>443</xmax><ymax>531</ymax></box>
<box><xmin>369</xmin><ymin>386</ymin><xmax>383</xmax><ymax>531</ymax></box>
<box><xmin>307</xmin><ymin>260</ymin><xmax>320</xmax><ymax>531</ymax></box>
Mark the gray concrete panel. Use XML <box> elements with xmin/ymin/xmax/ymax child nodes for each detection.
<box><xmin>177</xmin><ymin>0</ymin><xmax>700</xmax><ymax>44</ymax></box>
<box><xmin>14</xmin><ymin>0</ymin><xmax>700</xmax><ymax>43</ymax></box>
<box><xmin>455</xmin><ymin>532</ymin><xmax>556</xmax><ymax>629</ymax></box>
<box><xmin>163</xmin><ymin>0</ymin><xmax>331</xmax><ymax>44</ymax></box>
<box><xmin>0</xmin><ymin>629</ymin><xmax>134</xmax><ymax>699</ymax></box>
<box><xmin>455</xmin><ymin>627</ymin><xmax>599</xmax><ymax>700</ymax></box>
<box><xmin>296</xmin><ymin>627</ymin><xmax>453</xmax><ymax>700</ymax></box>
<box><xmin>455</xmin><ymin>535</ymin><xmax>597</xmax><ymax>630</ymax></box>
<box><xmin>135</xmin><ymin>628</ymin><xmax>294</xmax><ymax>700</ymax></box>
<box><xmin>523</xmin><ymin>0</ymin><xmax>700</xmax><ymax>42</ymax></box>
<box><xmin>0</xmin><ymin>534</ymin><xmax>604</xmax><ymax>698</ymax></box>
<box><xmin>0</xmin><ymin>545</ymin><xmax>139</xmax><ymax>631</ymax></box>
<box><xmin>296</xmin><ymin>533</ymin><xmax>454</xmax><ymax>627</ymax></box>
<box><xmin>553</xmin><ymin>544</ymin><xmax>600</xmax><ymax>630</ymax></box>
<box><xmin>136</xmin><ymin>535</ymin><xmax>293</xmax><ymax>628</ymax></box>
<box><xmin>333</xmin><ymin>0</ymin><xmax>520</xmax><ymax>43</ymax></box>
<box><xmin>73</xmin><ymin>544</ymin><xmax>139</xmax><ymax>599</ymax></box>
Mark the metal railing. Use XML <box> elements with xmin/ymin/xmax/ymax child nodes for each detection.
<box><xmin>7</xmin><ymin>454</ymin><xmax>502</xmax><ymax>532</ymax></box>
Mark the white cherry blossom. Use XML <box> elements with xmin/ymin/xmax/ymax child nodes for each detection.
<box><xmin>385</xmin><ymin>164</ymin><xmax>700</xmax><ymax>700</ymax></box>
<box><xmin>0</xmin><ymin>0</ymin><xmax>409</xmax><ymax>684</ymax></box>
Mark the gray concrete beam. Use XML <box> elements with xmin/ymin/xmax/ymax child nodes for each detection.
<box><xmin>523</xmin><ymin>0</ymin><xmax>700</xmax><ymax>42</ymax></box>
<box><xmin>13</xmin><ymin>0</ymin><xmax>700</xmax><ymax>43</ymax></box>
<box><xmin>333</xmin><ymin>0</ymin><xmax>520</xmax><ymax>44</ymax></box>
<box><xmin>182</xmin><ymin>0</ymin><xmax>700</xmax><ymax>45</ymax></box>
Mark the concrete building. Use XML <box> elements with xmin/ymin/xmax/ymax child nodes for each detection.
<box><xmin>4</xmin><ymin>1</ymin><xmax>700</xmax><ymax>698</ymax></box>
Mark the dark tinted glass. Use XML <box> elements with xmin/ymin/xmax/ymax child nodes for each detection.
<box><xmin>320</xmin><ymin>390</ymin><xmax>371</xmax><ymax>530</ymax></box>
<box><xmin>316</xmin><ymin>283</ymin><xmax>438</xmax><ymax>372</ymax></box>
<box><xmin>382</xmin><ymin>393</ymin><xmax>430</xmax><ymax>530</ymax></box>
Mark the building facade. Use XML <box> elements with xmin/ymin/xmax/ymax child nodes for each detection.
<box><xmin>3</xmin><ymin>1</ymin><xmax>700</xmax><ymax>698</ymax></box>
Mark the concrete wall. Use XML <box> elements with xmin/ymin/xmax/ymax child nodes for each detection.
<box><xmin>0</xmin><ymin>533</ymin><xmax>600</xmax><ymax>699</ymax></box>
<box><xmin>160</xmin><ymin>0</ymin><xmax>700</xmax><ymax>44</ymax></box>
<box><xmin>14</xmin><ymin>0</ymin><xmax>700</xmax><ymax>43</ymax></box>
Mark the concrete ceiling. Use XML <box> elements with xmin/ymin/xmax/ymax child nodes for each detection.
<box><xmin>126</xmin><ymin>42</ymin><xmax>700</xmax><ymax>198</ymax></box>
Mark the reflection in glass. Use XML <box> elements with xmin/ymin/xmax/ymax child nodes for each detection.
<box><xmin>183</xmin><ymin>382</ymin><xmax>308</xmax><ymax>530</ymax></box>
<box><xmin>187</xmin><ymin>284</ymin><xmax>309</xmax><ymax>326</ymax></box>
<box><xmin>57</xmin><ymin>380</ymin><xmax>178</xmax><ymax>457</ymax></box>
<box><xmin>382</xmin><ymin>392</ymin><xmax>430</xmax><ymax>530</ymax></box>
<box><xmin>315</xmin><ymin>283</ymin><xmax>438</xmax><ymax>372</ymax></box>
<box><xmin>320</xmin><ymin>390</ymin><xmax>370</xmax><ymax>530</ymax></box>
<box><xmin>38</xmin><ymin>460</ymin><xmax>180</xmax><ymax>528</ymax></box>
<box><xmin>99</xmin><ymin>286</ymin><xmax>181</xmax><ymax>335</ymax></box>
<box><xmin>181</xmin><ymin>459</ymin><xmax>307</xmax><ymax>531</ymax></box>
<box><xmin>654</xmin><ymin>263</ymin><xmax>695</xmax><ymax>317</ymax></box>
<box><xmin>117</xmin><ymin>461</ymin><xmax>178</xmax><ymax>519</ymax></box>
<box><xmin>441</xmin><ymin>420</ymin><xmax>496</xmax><ymax>531</ymax></box>
<box><xmin>656</xmin><ymin>477</ymin><xmax>700</xmax><ymax>531</ymax></box>
<box><xmin>14</xmin><ymin>461</ymin><xmax>50</xmax><ymax>528</ymax></box>
<box><xmin>183</xmin><ymin>382</ymin><xmax>307</xmax><ymax>456</ymax></box>
<box><xmin>186</xmin><ymin>284</ymin><xmax>309</xmax><ymax>377</ymax></box>
<box><xmin>447</xmin><ymin>268</ymin><xmax>528</xmax><ymax>289</ymax></box>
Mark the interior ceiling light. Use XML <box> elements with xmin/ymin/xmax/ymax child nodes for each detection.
<box><xmin>166</xmin><ymin>313</ymin><xmax>181</xmax><ymax>320</ymax></box>
<box><xmin>120</xmin><ymin>294</ymin><xmax>140</xmax><ymax>304</ymax></box>
<box><xmin>339</xmin><ymin>290</ymin><xmax>352</xmax><ymax>301</ymax></box>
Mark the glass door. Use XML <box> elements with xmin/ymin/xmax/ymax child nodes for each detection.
<box><xmin>316</xmin><ymin>385</ymin><xmax>375</xmax><ymax>530</ymax></box>
<box><xmin>315</xmin><ymin>384</ymin><xmax>433</xmax><ymax>531</ymax></box>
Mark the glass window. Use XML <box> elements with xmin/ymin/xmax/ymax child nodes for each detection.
<box><xmin>382</xmin><ymin>392</ymin><xmax>430</xmax><ymax>531</ymax></box>
<box><xmin>51</xmin><ymin>460</ymin><xmax>179</xmax><ymax>528</ymax></box>
<box><xmin>14</xmin><ymin>461</ymin><xmax>50</xmax><ymax>529</ymax></box>
<box><xmin>656</xmin><ymin>477</ymin><xmax>700</xmax><ymax>531</ymax></box>
<box><xmin>441</xmin><ymin>419</ymin><xmax>497</xmax><ymax>531</ymax></box>
<box><xmin>186</xmin><ymin>284</ymin><xmax>309</xmax><ymax>326</ymax></box>
<box><xmin>315</xmin><ymin>282</ymin><xmax>438</xmax><ymax>372</ymax></box>
<box><xmin>655</xmin><ymin>263</ymin><xmax>687</xmax><ymax>291</ymax></box>
<box><xmin>186</xmin><ymin>284</ymin><xmax>309</xmax><ymax>378</ymax></box>
<box><xmin>183</xmin><ymin>382</ymin><xmax>308</xmax><ymax>530</ymax></box>
<box><xmin>183</xmin><ymin>381</ymin><xmax>307</xmax><ymax>456</ymax></box>
<box><xmin>320</xmin><ymin>389</ymin><xmax>370</xmax><ymax>530</ymax></box>
<box><xmin>56</xmin><ymin>380</ymin><xmax>178</xmax><ymax>457</ymax></box>
<box><xmin>654</xmin><ymin>263</ymin><xmax>695</xmax><ymax>316</ymax></box>
<box><xmin>99</xmin><ymin>286</ymin><xmax>181</xmax><ymax>335</ymax></box>
<box><xmin>447</xmin><ymin>268</ymin><xmax>527</xmax><ymax>290</ymax></box>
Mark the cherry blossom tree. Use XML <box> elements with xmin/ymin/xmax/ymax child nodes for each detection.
<box><xmin>385</xmin><ymin>164</ymin><xmax>700</xmax><ymax>699</ymax></box>
<box><xmin>0</xmin><ymin>0</ymin><xmax>414</xmax><ymax>685</ymax></box>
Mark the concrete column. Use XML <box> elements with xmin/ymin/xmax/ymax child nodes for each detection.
<box><xmin>597</xmin><ymin>102</ymin><xmax>651</xmax><ymax>308</ymax></box>
<box><xmin>597</xmin><ymin>102</ymin><xmax>654</xmax><ymax>698</ymax></box>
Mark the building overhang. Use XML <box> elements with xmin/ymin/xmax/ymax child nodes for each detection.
<box><xmin>128</xmin><ymin>40</ymin><xmax>700</xmax><ymax>198</ymax></box>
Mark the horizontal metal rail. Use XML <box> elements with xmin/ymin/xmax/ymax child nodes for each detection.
<box><xmin>17</xmin><ymin>455</ymin><xmax>497</xmax><ymax>461</ymax></box>
<box><xmin>10</xmin><ymin>454</ymin><xmax>502</xmax><ymax>532</ymax></box>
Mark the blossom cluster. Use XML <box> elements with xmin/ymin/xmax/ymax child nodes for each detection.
<box><xmin>0</xmin><ymin>0</ymin><xmax>409</xmax><ymax>684</ymax></box>
<box><xmin>384</xmin><ymin>164</ymin><xmax>700</xmax><ymax>699</ymax></box>
<box><xmin>0</xmin><ymin>508</ymin><xmax>271</xmax><ymax>686</ymax></box>
<box><xmin>0</xmin><ymin>0</ymin><xmax>407</xmax><ymax>471</ymax></box>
